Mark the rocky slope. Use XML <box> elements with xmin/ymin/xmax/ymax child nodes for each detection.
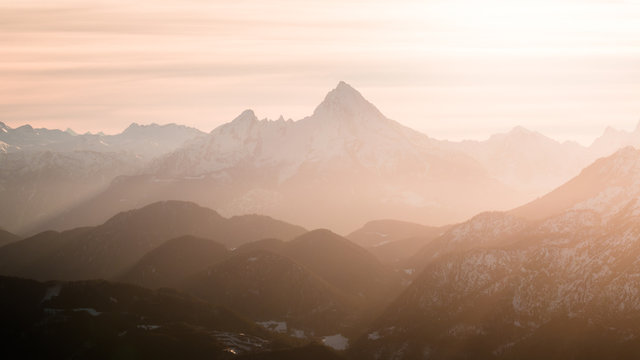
<box><xmin>353</xmin><ymin>147</ymin><xmax>640</xmax><ymax>359</ymax></box>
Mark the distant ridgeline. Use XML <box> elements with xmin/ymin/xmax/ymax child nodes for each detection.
<box><xmin>3</xmin><ymin>82</ymin><xmax>640</xmax><ymax>235</ymax></box>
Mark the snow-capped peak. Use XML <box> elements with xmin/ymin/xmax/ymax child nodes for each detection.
<box><xmin>310</xmin><ymin>81</ymin><xmax>386</xmax><ymax>122</ymax></box>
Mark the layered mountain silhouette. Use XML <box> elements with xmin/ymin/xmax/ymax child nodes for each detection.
<box><xmin>1</xmin><ymin>201</ymin><xmax>405</xmax><ymax>338</ymax></box>
<box><xmin>352</xmin><ymin>147</ymin><xmax>640</xmax><ymax>359</ymax></box>
<box><xmin>0</xmin><ymin>201</ymin><xmax>305</xmax><ymax>281</ymax></box>
<box><xmin>119</xmin><ymin>228</ymin><xmax>403</xmax><ymax>335</ymax></box>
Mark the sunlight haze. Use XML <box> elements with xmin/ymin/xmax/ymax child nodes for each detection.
<box><xmin>1</xmin><ymin>0</ymin><xmax>639</xmax><ymax>144</ymax></box>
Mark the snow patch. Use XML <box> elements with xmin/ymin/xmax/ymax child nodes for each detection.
<box><xmin>42</xmin><ymin>285</ymin><xmax>61</xmax><ymax>302</ymax></box>
<box><xmin>322</xmin><ymin>334</ymin><xmax>349</xmax><ymax>350</ymax></box>
<box><xmin>137</xmin><ymin>325</ymin><xmax>160</xmax><ymax>330</ymax></box>
<box><xmin>257</xmin><ymin>320</ymin><xmax>287</xmax><ymax>333</ymax></box>
<box><xmin>211</xmin><ymin>331</ymin><xmax>269</xmax><ymax>355</ymax></box>
<box><xmin>368</xmin><ymin>331</ymin><xmax>381</xmax><ymax>340</ymax></box>
<box><xmin>291</xmin><ymin>329</ymin><xmax>306</xmax><ymax>338</ymax></box>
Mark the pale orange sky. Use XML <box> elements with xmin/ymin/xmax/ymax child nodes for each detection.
<box><xmin>1</xmin><ymin>0</ymin><xmax>640</xmax><ymax>144</ymax></box>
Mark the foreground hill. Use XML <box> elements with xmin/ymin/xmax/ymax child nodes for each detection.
<box><xmin>351</xmin><ymin>147</ymin><xmax>640</xmax><ymax>359</ymax></box>
<box><xmin>0</xmin><ymin>201</ymin><xmax>305</xmax><ymax>281</ymax></box>
<box><xmin>0</xmin><ymin>276</ymin><xmax>343</xmax><ymax>359</ymax></box>
<box><xmin>233</xmin><ymin>230</ymin><xmax>404</xmax><ymax>309</ymax></box>
<box><xmin>182</xmin><ymin>230</ymin><xmax>403</xmax><ymax>336</ymax></box>
<box><xmin>185</xmin><ymin>249</ymin><xmax>354</xmax><ymax>335</ymax></box>
<box><xmin>118</xmin><ymin>235</ymin><xmax>229</xmax><ymax>289</ymax></box>
<box><xmin>284</xmin><ymin>230</ymin><xmax>403</xmax><ymax>308</ymax></box>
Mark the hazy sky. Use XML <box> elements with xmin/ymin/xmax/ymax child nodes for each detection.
<box><xmin>1</xmin><ymin>0</ymin><xmax>640</xmax><ymax>144</ymax></box>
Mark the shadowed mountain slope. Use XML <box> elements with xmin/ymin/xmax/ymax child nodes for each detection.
<box><xmin>118</xmin><ymin>235</ymin><xmax>229</xmax><ymax>289</ymax></box>
<box><xmin>0</xmin><ymin>201</ymin><xmax>305</xmax><ymax>281</ymax></box>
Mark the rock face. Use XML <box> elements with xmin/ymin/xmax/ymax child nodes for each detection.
<box><xmin>353</xmin><ymin>147</ymin><xmax>640</xmax><ymax>359</ymax></box>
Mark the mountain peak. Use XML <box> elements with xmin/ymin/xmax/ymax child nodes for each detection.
<box><xmin>231</xmin><ymin>109</ymin><xmax>258</xmax><ymax>124</ymax></box>
<box><xmin>603</xmin><ymin>125</ymin><xmax>620</xmax><ymax>136</ymax></box>
<box><xmin>311</xmin><ymin>81</ymin><xmax>385</xmax><ymax>121</ymax></box>
<box><xmin>323</xmin><ymin>81</ymin><xmax>367</xmax><ymax>106</ymax></box>
<box><xmin>510</xmin><ymin>125</ymin><xmax>532</xmax><ymax>134</ymax></box>
<box><xmin>16</xmin><ymin>124</ymin><xmax>34</xmax><ymax>132</ymax></box>
<box><xmin>124</xmin><ymin>122</ymin><xmax>141</xmax><ymax>132</ymax></box>
<box><xmin>335</xmin><ymin>80</ymin><xmax>355</xmax><ymax>92</ymax></box>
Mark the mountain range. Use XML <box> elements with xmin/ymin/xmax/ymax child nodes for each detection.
<box><xmin>5</xmin><ymin>81</ymin><xmax>639</xmax><ymax>235</ymax></box>
<box><xmin>0</xmin><ymin>200</ymin><xmax>402</xmax><ymax>338</ymax></box>
<box><xmin>0</xmin><ymin>121</ymin><xmax>204</xmax><ymax>157</ymax></box>
<box><xmin>0</xmin><ymin>201</ymin><xmax>305</xmax><ymax>281</ymax></box>
<box><xmin>0</xmin><ymin>121</ymin><xmax>205</xmax><ymax>233</ymax></box>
